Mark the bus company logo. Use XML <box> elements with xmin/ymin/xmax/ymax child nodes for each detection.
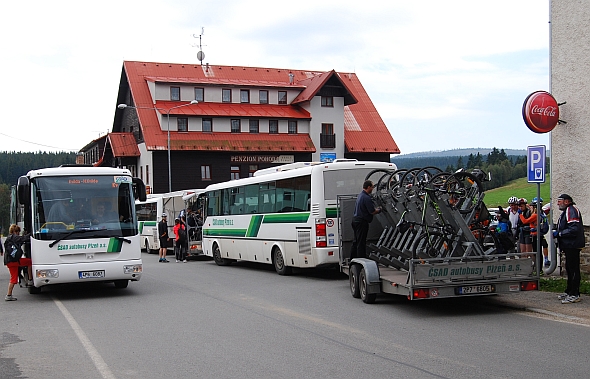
<box><xmin>522</xmin><ymin>91</ymin><xmax>560</xmax><ymax>134</ymax></box>
<box><xmin>212</xmin><ymin>218</ymin><xmax>234</xmax><ymax>226</ymax></box>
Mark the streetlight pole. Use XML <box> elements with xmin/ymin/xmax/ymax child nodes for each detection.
<box><xmin>165</xmin><ymin>100</ymin><xmax>198</xmax><ymax>192</ymax></box>
<box><xmin>117</xmin><ymin>100</ymin><xmax>197</xmax><ymax>193</ymax></box>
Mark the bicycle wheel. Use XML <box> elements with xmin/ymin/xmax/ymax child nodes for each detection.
<box><xmin>412</xmin><ymin>230</ymin><xmax>455</xmax><ymax>259</ymax></box>
<box><xmin>445</xmin><ymin>171</ymin><xmax>484</xmax><ymax>214</ymax></box>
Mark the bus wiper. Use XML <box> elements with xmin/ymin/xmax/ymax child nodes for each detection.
<box><xmin>115</xmin><ymin>236</ymin><xmax>132</xmax><ymax>244</ymax></box>
<box><xmin>49</xmin><ymin>229</ymin><xmax>90</xmax><ymax>248</ymax></box>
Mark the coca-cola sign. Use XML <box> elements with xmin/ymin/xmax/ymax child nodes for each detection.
<box><xmin>522</xmin><ymin>91</ymin><xmax>560</xmax><ymax>134</ymax></box>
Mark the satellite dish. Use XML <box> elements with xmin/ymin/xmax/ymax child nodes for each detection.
<box><xmin>197</xmin><ymin>50</ymin><xmax>205</xmax><ymax>62</ymax></box>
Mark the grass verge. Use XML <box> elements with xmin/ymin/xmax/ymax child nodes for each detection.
<box><xmin>540</xmin><ymin>276</ymin><xmax>590</xmax><ymax>295</ymax></box>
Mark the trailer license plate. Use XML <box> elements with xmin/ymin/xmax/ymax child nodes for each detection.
<box><xmin>79</xmin><ymin>270</ymin><xmax>105</xmax><ymax>279</ymax></box>
<box><xmin>458</xmin><ymin>285</ymin><xmax>493</xmax><ymax>294</ymax></box>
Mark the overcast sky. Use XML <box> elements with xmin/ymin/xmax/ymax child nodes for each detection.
<box><xmin>0</xmin><ymin>0</ymin><xmax>551</xmax><ymax>155</ymax></box>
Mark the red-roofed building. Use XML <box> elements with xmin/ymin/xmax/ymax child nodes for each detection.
<box><xmin>80</xmin><ymin>61</ymin><xmax>399</xmax><ymax>193</ymax></box>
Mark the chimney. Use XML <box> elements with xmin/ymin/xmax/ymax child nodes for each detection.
<box><xmin>289</xmin><ymin>72</ymin><xmax>294</xmax><ymax>84</ymax></box>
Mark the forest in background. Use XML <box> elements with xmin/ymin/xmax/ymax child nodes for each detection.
<box><xmin>0</xmin><ymin>151</ymin><xmax>77</xmax><ymax>234</ymax></box>
<box><xmin>391</xmin><ymin>147</ymin><xmax>549</xmax><ymax>191</ymax></box>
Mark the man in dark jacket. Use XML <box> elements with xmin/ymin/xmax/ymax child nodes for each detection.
<box><xmin>158</xmin><ymin>213</ymin><xmax>170</xmax><ymax>263</ymax></box>
<box><xmin>349</xmin><ymin>180</ymin><xmax>381</xmax><ymax>260</ymax></box>
<box><xmin>554</xmin><ymin>194</ymin><xmax>585</xmax><ymax>304</ymax></box>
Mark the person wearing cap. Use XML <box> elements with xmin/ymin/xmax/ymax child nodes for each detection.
<box><xmin>158</xmin><ymin>213</ymin><xmax>170</xmax><ymax>262</ymax></box>
<box><xmin>554</xmin><ymin>194</ymin><xmax>584</xmax><ymax>304</ymax></box>
<box><xmin>507</xmin><ymin>196</ymin><xmax>520</xmax><ymax>242</ymax></box>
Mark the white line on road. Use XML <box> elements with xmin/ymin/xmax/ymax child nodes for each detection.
<box><xmin>53</xmin><ymin>296</ymin><xmax>116</xmax><ymax>379</ymax></box>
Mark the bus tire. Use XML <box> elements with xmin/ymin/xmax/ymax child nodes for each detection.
<box><xmin>349</xmin><ymin>264</ymin><xmax>361</xmax><ymax>298</ymax></box>
<box><xmin>114</xmin><ymin>280</ymin><xmax>129</xmax><ymax>289</ymax></box>
<box><xmin>28</xmin><ymin>285</ymin><xmax>42</xmax><ymax>294</ymax></box>
<box><xmin>359</xmin><ymin>268</ymin><xmax>376</xmax><ymax>304</ymax></box>
<box><xmin>213</xmin><ymin>244</ymin><xmax>232</xmax><ymax>266</ymax></box>
<box><xmin>273</xmin><ymin>247</ymin><xmax>292</xmax><ymax>276</ymax></box>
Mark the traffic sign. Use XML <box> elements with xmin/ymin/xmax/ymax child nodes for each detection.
<box><xmin>527</xmin><ymin>145</ymin><xmax>546</xmax><ymax>183</ymax></box>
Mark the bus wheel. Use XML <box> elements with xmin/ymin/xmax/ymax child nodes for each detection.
<box><xmin>114</xmin><ymin>280</ymin><xmax>129</xmax><ymax>289</ymax></box>
<box><xmin>359</xmin><ymin>268</ymin><xmax>376</xmax><ymax>304</ymax></box>
<box><xmin>28</xmin><ymin>285</ymin><xmax>42</xmax><ymax>294</ymax></box>
<box><xmin>349</xmin><ymin>264</ymin><xmax>361</xmax><ymax>298</ymax></box>
<box><xmin>273</xmin><ymin>247</ymin><xmax>292</xmax><ymax>276</ymax></box>
<box><xmin>213</xmin><ymin>244</ymin><xmax>232</xmax><ymax>266</ymax></box>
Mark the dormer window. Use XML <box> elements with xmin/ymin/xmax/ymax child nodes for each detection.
<box><xmin>259</xmin><ymin>90</ymin><xmax>268</xmax><ymax>104</ymax></box>
<box><xmin>240</xmin><ymin>89</ymin><xmax>250</xmax><ymax>103</ymax></box>
<box><xmin>194</xmin><ymin>87</ymin><xmax>204</xmax><ymax>102</ymax></box>
<box><xmin>321</xmin><ymin>96</ymin><xmax>333</xmax><ymax>107</ymax></box>
<box><xmin>278</xmin><ymin>91</ymin><xmax>287</xmax><ymax>105</ymax></box>
<box><xmin>222</xmin><ymin>89</ymin><xmax>232</xmax><ymax>103</ymax></box>
<box><xmin>171</xmin><ymin>87</ymin><xmax>180</xmax><ymax>101</ymax></box>
<box><xmin>177</xmin><ymin>118</ymin><xmax>188</xmax><ymax>132</ymax></box>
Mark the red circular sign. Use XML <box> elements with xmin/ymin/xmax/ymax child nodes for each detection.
<box><xmin>522</xmin><ymin>91</ymin><xmax>560</xmax><ymax>134</ymax></box>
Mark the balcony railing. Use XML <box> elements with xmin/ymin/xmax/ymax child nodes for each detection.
<box><xmin>320</xmin><ymin>133</ymin><xmax>336</xmax><ymax>148</ymax></box>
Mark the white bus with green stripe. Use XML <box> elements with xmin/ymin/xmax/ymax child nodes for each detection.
<box><xmin>202</xmin><ymin>160</ymin><xmax>396</xmax><ymax>275</ymax></box>
<box><xmin>13</xmin><ymin>166</ymin><xmax>146</xmax><ymax>293</ymax></box>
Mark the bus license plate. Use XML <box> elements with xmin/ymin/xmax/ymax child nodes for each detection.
<box><xmin>458</xmin><ymin>285</ymin><xmax>493</xmax><ymax>295</ymax></box>
<box><xmin>79</xmin><ymin>270</ymin><xmax>105</xmax><ymax>279</ymax></box>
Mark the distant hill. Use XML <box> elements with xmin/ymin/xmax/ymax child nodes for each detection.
<box><xmin>393</xmin><ymin>148</ymin><xmax>530</xmax><ymax>159</ymax></box>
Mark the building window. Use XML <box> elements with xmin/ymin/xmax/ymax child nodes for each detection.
<box><xmin>259</xmin><ymin>90</ymin><xmax>268</xmax><ymax>104</ymax></box>
<box><xmin>171</xmin><ymin>87</ymin><xmax>180</xmax><ymax>101</ymax></box>
<box><xmin>288</xmin><ymin>120</ymin><xmax>298</xmax><ymax>134</ymax></box>
<box><xmin>230</xmin><ymin>166</ymin><xmax>240</xmax><ymax>180</ymax></box>
<box><xmin>269</xmin><ymin>120</ymin><xmax>278</xmax><ymax>134</ymax></box>
<box><xmin>321</xmin><ymin>96</ymin><xmax>334</xmax><ymax>107</ymax></box>
<box><xmin>201</xmin><ymin>165</ymin><xmax>211</xmax><ymax>180</ymax></box>
<box><xmin>202</xmin><ymin>118</ymin><xmax>212</xmax><ymax>132</ymax></box>
<box><xmin>146</xmin><ymin>165</ymin><xmax>150</xmax><ymax>185</ymax></box>
<box><xmin>194</xmin><ymin>87</ymin><xmax>204</xmax><ymax>102</ymax></box>
<box><xmin>320</xmin><ymin>123</ymin><xmax>336</xmax><ymax>148</ymax></box>
<box><xmin>249</xmin><ymin>165</ymin><xmax>258</xmax><ymax>177</ymax></box>
<box><xmin>249</xmin><ymin>119</ymin><xmax>259</xmax><ymax>133</ymax></box>
<box><xmin>222</xmin><ymin>88</ymin><xmax>232</xmax><ymax>103</ymax></box>
<box><xmin>178</xmin><ymin>118</ymin><xmax>188</xmax><ymax>132</ymax></box>
<box><xmin>278</xmin><ymin>91</ymin><xmax>287</xmax><ymax>104</ymax></box>
<box><xmin>231</xmin><ymin>119</ymin><xmax>241</xmax><ymax>133</ymax></box>
<box><xmin>240</xmin><ymin>89</ymin><xmax>250</xmax><ymax>103</ymax></box>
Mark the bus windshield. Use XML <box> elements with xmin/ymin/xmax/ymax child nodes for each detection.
<box><xmin>31</xmin><ymin>175</ymin><xmax>138</xmax><ymax>240</ymax></box>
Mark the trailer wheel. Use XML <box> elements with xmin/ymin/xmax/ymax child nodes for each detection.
<box><xmin>273</xmin><ymin>247</ymin><xmax>292</xmax><ymax>276</ymax></box>
<box><xmin>349</xmin><ymin>264</ymin><xmax>361</xmax><ymax>298</ymax></box>
<box><xmin>359</xmin><ymin>268</ymin><xmax>376</xmax><ymax>304</ymax></box>
<box><xmin>213</xmin><ymin>244</ymin><xmax>233</xmax><ymax>266</ymax></box>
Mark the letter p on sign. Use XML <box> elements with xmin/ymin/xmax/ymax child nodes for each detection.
<box><xmin>527</xmin><ymin>145</ymin><xmax>546</xmax><ymax>183</ymax></box>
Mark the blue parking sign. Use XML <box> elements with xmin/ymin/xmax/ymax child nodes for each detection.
<box><xmin>527</xmin><ymin>145</ymin><xmax>546</xmax><ymax>183</ymax></box>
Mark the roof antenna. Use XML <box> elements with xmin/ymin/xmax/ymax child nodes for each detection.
<box><xmin>192</xmin><ymin>27</ymin><xmax>206</xmax><ymax>65</ymax></box>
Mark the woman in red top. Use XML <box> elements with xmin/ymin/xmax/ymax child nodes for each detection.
<box><xmin>519</xmin><ymin>203</ymin><xmax>537</xmax><ymax>258</ymax></box>
<box><xmin>173</xmin><ymin>217</ymin><xmax>187</xmax><ymax>263</ymax></box>
<box><xmin>2</xmin><ymin>224</ymin><xmax>33</xmax><ymax>301</ymax></box>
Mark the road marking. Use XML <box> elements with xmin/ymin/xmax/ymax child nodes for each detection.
<box><xmin>53</xmin><ymin>296</ymin><xmax>117</xmax><ymax>379</ymax></box>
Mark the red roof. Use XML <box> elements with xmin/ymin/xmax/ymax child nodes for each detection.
<box><xmin>122</xmin><ymin>61</ymin><xmax>399</xmax><ymax>154</ymax></box>
<box><xmin>155</xmin><ymin>101</ymin><xmax>311</xmax><ymax>119</ymax></box>
<box><xmin>108</xmin><ymin>133</ymin><xmax>141</xmax><ymax>157</ymax></box>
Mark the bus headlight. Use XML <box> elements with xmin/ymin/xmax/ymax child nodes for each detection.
<box><xmin>36</xmin><ymin>269</ymin><xmax>59</xmax><ymax>278</ymax></box>
<box><xmin>124</xmin><ymin>264</ymin><xmax>143</xmax><ymax>274</ymax></box>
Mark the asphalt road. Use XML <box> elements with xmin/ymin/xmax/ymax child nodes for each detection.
<box><xmin>2</xmin><ymin>253</ymin><xmax>589</xmax><ymax>379</ymax></box>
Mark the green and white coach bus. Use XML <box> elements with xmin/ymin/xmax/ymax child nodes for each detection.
<box><xmin>201</xmin><ymin>160</ymin><xmax>396</xmax><ymax>275</ymax></box>
<box><xmin>11</xmin><ymin>165</ymin><xmax>146</xmax><ymax>293</ymax></box>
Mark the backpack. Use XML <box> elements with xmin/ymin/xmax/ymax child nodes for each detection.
<box><xmin>539</xmin><ymin>213</ymin><xmax>549</xmax><ymax>235</ymax></box>
<box><xmin>177</xmin><ymin>226</ymin><xmax>187</xmax><ymax>243</ymax></box>
<box><xmin>3</xmin><ymin>238</ymin><xmax>23</xmax><ymax>264</ymax></box>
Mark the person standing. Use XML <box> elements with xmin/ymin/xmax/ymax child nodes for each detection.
<box><xmin>554</xmin><ymin>194</ymin><xmax>585</xmax><ymax>304</ymax></box>
<box><xmin>3</xmin><ymin>224</ymin><xmax>33</xmax><ymax>301</ymax></box>
<box><xmin>158</xmin><ymin>213</ymin><xmax>170</xmax><ymax>263</ymax></box>
<box><xmin>349</xmin><ymin>180</ymin><xmax>381</xmax><ymax>260</ymax></box>
<box><xmin>517</xmin><ymin>198</ymin><xmax>533</xmax><ymax>256</ymax></box>
<box><xmin>507</xmin><ymin>196</ymin><xmax>520</xmax><ymax>242</ymax></box>
<box><xmin>173</xmin><ymin>217</ymin><xmax>187</xmax><ymax>263</ymax></box>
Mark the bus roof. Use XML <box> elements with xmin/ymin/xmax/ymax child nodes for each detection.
<box><xmin>25</xmin><ymin>166</ymin><xmax>131</xmax><ymax>179</ymax></box>
<box><xmin>204</xmin><ymin>160</ymin><xmax>396</xmax><ymax>192</ymax></box>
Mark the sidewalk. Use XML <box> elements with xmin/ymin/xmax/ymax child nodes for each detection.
<box><xmin>491</xmin><ymin>267</ymin><xmax>590</xmax><ymax>325</ymax></box>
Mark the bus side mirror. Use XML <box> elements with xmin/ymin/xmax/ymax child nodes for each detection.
<box><xmin>17</xmin><ymin>176</ymin><xmax>30</xmax><ymax>206</ymax></box>
<box><xmin>133</xmin><ymin>178</ymin><xmax>147</xmax><ymax>202</ymax></box>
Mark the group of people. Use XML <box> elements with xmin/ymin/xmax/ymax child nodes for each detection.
<box><xmin>157</xmin><ymin>208</ymin><xmax>203</xmax><ymax>263</ymax></box>
<box><xmin>491</xmin><ymin>193</ymin><xmax>583</xmax><ymax>304</ymax></box>
<box><xmin>349</xmin><ymin>180</ymin><xmax>584</xmax><ymax>305</ymax></box>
